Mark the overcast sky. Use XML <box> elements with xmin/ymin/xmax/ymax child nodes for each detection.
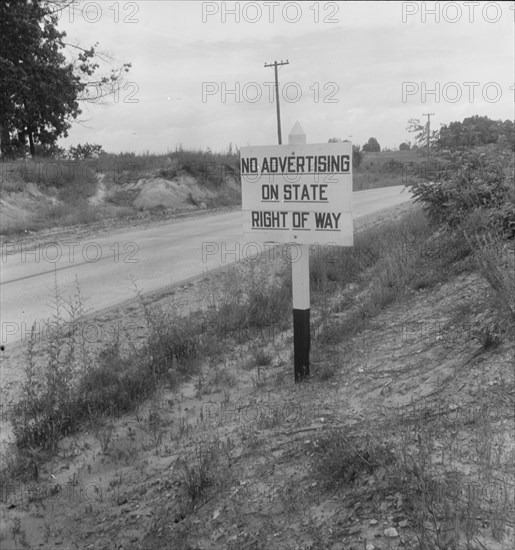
<box><xmin>56</xmin><ymin>1</ymin><xmax>514</xmax><ymax>153</ymax></box>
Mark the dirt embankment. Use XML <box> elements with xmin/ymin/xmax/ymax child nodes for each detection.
<box><xmin>1</xmin><ymin>202</ymin><xmax>513</xmax><ymax>550</ymax></box>
<box><xmin>0</xmin><ymin>158</ymin><xmax>242</xmax><ymax>237</ymax></box>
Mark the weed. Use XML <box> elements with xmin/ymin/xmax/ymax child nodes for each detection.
<box><xmin>254</xmin><ymin>349</ymin><xmax>273</xmax><ymax>367</ymax></box>
<box><xmin>186</xmin><ymin>192</ymin><xmax>200</xmax><ymax>207</ymax></box>
<box><xmin>11</xmin><ymin>278</ymin><xmax>91</xmax><ymax>450</ymax></box>
<box><xmin>147</xmin><ymin>398</ymin><xmax>167</xmax><ymax>449</ymax></box>
<box><xmin>236</xmin><ymin>424</ymin><xmax>262</xmax><ymax>452</ymax></box>
<box><xmin>471</xmin><ymin>232</ymin><xmax>515</xmax><ymax>324</ymax></box>
<box><xmin>194</xmin><ymin>375</ymin><xmax>206</xmax><ymax>398</ymax></box>
<box><xmin>251</xmin><ymin>367</ymin><xmax>269</xmax><ymax>388</ymax></box>
<box><xmin>316</xmin><ymin>312</ymin><xmax>369</xmax><ymax>344</ymax></box>
<box><xmin>255</xmin><ymin>408</ymin><xmax>283</xmax><ymax>430</ymax></box>
<box><xmin>42</xmin><ymin>521</ymin><xmax>52</xmax><ymax>543</ymax></box>
<box><xmin>177</xmin><ymin>443</ymin><xmax>220</xmax><ymax>506</ymax></box>
<box><xmin>205</xmin><ymin>367</ymin><xmax>237</xmax><ymax>393</ymax></box>
<box><xmin>478</xmin><ymin>323</ymin><xmax>503</xmax><ymax>350</ymax></box>
<box><xmin>94</xmin><ymin>422</ymin><xmax>115</xmax><ymax>455</ymax></box>
<box><xmin>10</xmin><ymin>515</ymin><xmax>31</xmax><ymax>548</ymax></box>
<box><xmin>312</xmin><ymin>429</ymin><xmax>396</xmax><ymax>488</ymax></box>
<box><xmin>316</xmin><ymin>361</ymin><xmax>337</xmax><ymax>381</ymax></box>
<box><xmin>10</xmin><ymin>277</ymin><xmax>202</xmax><ymax>454</ymax></box>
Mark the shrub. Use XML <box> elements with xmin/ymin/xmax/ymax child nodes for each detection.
<box><xmin>383</xmin><ymin>158</ymin><xmax>404</xmax><ymax>175</ymax></box>
<box><xmin>177</xmin><ymin>443</ymin><xmax>220</xmax><ymax>505</ymax></box>
<box><xmin>407</xmin><ymin>145</ymin><xmax>514</xmax><ymax>237</ymax></box>
<box><xmin>312</xmin><ymin>430</ymin><xmax>395</xmax><ymax>487</ymax></box>
<box><xmin>68</xmin><ymin>143</ymin><xmax>105</xmax><ymax>160</ymax></box>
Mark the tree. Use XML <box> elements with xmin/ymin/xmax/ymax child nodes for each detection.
<box><xmin>407</xmin><ymin>118</ymin><xmax>439</xmax><ymax>152</ymax></box>
<box><xmin>438</xmin><ymin>116</ymin><xmax>514</xmax><ymax>150</ymax></box>
<box><xmin>362</xmin><ymin>137</ymin><xmax>380</xmax><ymax>152</ymax></box>
<box><xmin>399</xmin><ymin>142</ymin><xmax>410</xmax><ymax>151</ymax></box>
<box><xmin>68</xmin><ymin>143</ymin><xmax>105</xmax><ymax>159</ymax></box>
<box><xmin>352</xmin><ymin>144</ymin><xmax>363</xmax><ymax>169</ymax></box>
<box><xmin>0</xmin><ymin>1</ymin><xmax>130</xmax><ymax>158</ymax></box>
<box><xmin>500</xmin><ymin>119</ymin><xmax>515</xmax><ymax>150</ymax></box>
<box><xmin>406</xmin><ymin>118</ymin><xmax>427</xmax><ymax>148</ymax></box>
<box><xmin>407</xmin><ymin>145</ymin><xmax>514</xmax><ymax>237</ymax></box>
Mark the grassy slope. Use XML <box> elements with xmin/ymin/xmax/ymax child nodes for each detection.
<box><xmin>0</xmin><ymin>150</ymin><xmax>242</xmax><ymax>236</ymax></box>
<box><xmin>1</xmin><ymin>200</ymin><xmax>513</xmax><ymax>549</ymax></box>
<box><xmin>0</xmin><ymin>148</ymin><xmax>429</xmax><ymax>237</ymax></box>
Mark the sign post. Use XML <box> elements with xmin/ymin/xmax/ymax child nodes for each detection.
<box><xmin>240</xmin><ymin>123</ymin><xmax>353</xmax><ymax>381</ymax></box>
<box><xmin>289</xmin><ymin>123</ymin><xmax>311</xmax><ymax>380</ymax></box>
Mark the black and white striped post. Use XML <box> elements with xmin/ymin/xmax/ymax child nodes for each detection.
<box><xmin>288</xmin><ymin>123</ymin><xmax>310</xmax><ymax>382</ymax></box>
<box><xmin>240</xmin><ymin>124</ymin><xmax>353</xmax><ymax>384</ymax></box>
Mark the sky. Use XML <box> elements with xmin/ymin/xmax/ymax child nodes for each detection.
<box><xmin>55</xmin><ymin>1</ymin><xmax>515</xmax><ymax>153</ymax></box>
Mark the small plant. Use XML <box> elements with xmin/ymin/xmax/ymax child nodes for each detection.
<box><xmin>251</xmin><ymin>367</ymin><xmax>268</xmax><ymax>388</ymax></box>
<box><xmin>205</xmin><ymin>367</ymin><xmax>237</xmax><ymax>393</ymax></box>
<box><xmin>316</xmin><ymin>361</ymin><xmax>336</xmax><ymax>381</ymax></box>
<box><xmin>94</xmin><ymin>422</ymin><xmax>115</xmax><ymax>455</ymax></box>
<box><xmin>312</xmin><ymin>430</ymin><xmax>395</xmax><ymax>488</ymax></box>
<box><xmin>147</xmin><ymin>399</ymin><xmax>167</xmax><ymax>449</ymax></box>
<box><xmin>255</xmin><ymin>408</ymin><xmax>283</xmax><ymax>430</ymax></box>
<box><xmin>11</xmin><ymin>277</ymin><xmax>91</xmax><ymax>450</ymax></box>
<box><xmin>42</xmin><ymin>521</ymin><xmax>53</xmax><ymax>543</ymax></box>
<box><xmin>478</xmin><ymin>323</ymin><xmax>502</xmax><ymax>350</ymax></box>
<box><xmin>10</xmin><ymin>516</ymin><xmax>30</xmax><ymax>548</ymax></box>
<box><xmin>471</xmin><ymin>232</ymin><xmax>515</xmax><ymax>324</ymax></box>
<box><xmin>254</xmin><ymin>349</ymin><xmax>272</xmax><ymax>367</ymax></box>
<box><xmin>236</xmin><ymin>424</ymin><xmax>262</xmax><ymax>452</ymax></box>
<box><xmin>177</xmin><ymin>443</ymin><xmax>219</xmax><ymax>506</ymax></box>
<box><xmin>186</xmin><ymin>192</ymin><xmax>200</xmax><ymax>207</ymax></box>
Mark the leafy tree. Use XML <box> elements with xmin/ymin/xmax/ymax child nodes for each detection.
<box><xmin>399</xmin><ymin>142</ymin><xmax>410</xmax><ymax>151</ymax></box>
<box><xmin>352</xmin><ymin>145</ymin><xmax>363</xmax><ymax>169</ymax></box>
<box><xmin>68</xmin><ymin>143</ymin><xmax>105</xmax><ymax>159</ymax></box>
<box><xmin>500</xmin><ymin>119</ymin><xmax>515</xmax><ymax>150</ymax></box>
<box><xmin>35</xmin><ymin>142</ymin><xmax>66</xmax><ymax>158</ymax></box>
<box><xmin>406</xmin><ymin>118</ymin><xmax>439</xmax><ymax>151</ymax></box>
<box><xmin>362</xmin><ymin>137</ymin><xmax>381</xmax><ymax>152</ymax></box>
<box><xmin>0</xmin><ymin>0</ymin><xmax>130</xmax><ymax>158</ymax></box>
<box><xmin>407</xmin><ymin>144</ymin><xmax>514</xmax><ymax>237</ymax></box>
<box><xmin>438</xmin><ymin>116</ymin><xmax>515</xmax><ymax>150</ymax></box>
<box><xmin>407</xmin><ymin>118</ymin><xmax>441</xmax><ymax>154</ymax></box>
<box><xmin>406</xmin><ymin>118</ymin><xmax>426</xmax><ymax>148</ymax></box>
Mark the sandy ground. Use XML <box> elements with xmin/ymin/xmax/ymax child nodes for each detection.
<box><xmin>0</xmin><ymin>201</ymin><xmax>513</xmax><ymax>550</ymax></box>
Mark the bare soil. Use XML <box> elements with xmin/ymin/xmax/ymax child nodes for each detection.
<box><xmin>1</xmin><ymin>202</ymin><xmax>513</xmax><ymax>550</ymax></box>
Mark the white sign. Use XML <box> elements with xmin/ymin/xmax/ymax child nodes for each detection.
<box><xmin>241</xmin><ymin>142</ymin><xmax>353</xmax><ymax>245</ymax></box>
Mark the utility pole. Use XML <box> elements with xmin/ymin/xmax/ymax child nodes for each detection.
<box><xmin>264</xmin><ymin>60</ymin><xmax>289</xmax><ymax>144</ymax></box>
<box><xmin>422</xmin><ymin>112</ymin><xmax>434</xmax><ymax>160</ymax></box>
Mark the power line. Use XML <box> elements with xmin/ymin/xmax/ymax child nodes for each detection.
<box><xmin>264</xmin><ymin>59</ymin><xmax>289</xmax><ymax>145</ymax></box>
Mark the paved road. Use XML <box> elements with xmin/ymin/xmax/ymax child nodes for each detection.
<box><xmin>0</xmin><ymin>186</ymin><xmax>411</xmax><ymax>347</ymax></box>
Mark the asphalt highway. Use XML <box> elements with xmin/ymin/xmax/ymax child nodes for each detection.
<box><xmin>0</xmin><ymin>185</ymin><xmax>411</xmax><ymax>347</ymax></box>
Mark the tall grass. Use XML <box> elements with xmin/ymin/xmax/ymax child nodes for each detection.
<box><xmin>311</xmin><ymin>411</ymin><xmax>514</xmax><ymax>549</ymax></box>
<box><xmin>7</xmin><ymin>259</ymin><xmax>291</xmax><ymax>454</ymax></box>
<box><xmin>97</xmin><ymin>149</ymin><xmax>240</xmax><ymax>186</ymax></box>
<box><xmin>353</xmin><ymin>148</ymin><xmax>426</xmax><ymax>190</ymax></box>
<box><xmin>310</xmin><ymin>206</ymin><xmax>479</xmax><ymax>347</ymax></box>
<box><xmin>0</xmin><ymin>157</ymin><xmax>99</xmax><ymax>193</ymax></box>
